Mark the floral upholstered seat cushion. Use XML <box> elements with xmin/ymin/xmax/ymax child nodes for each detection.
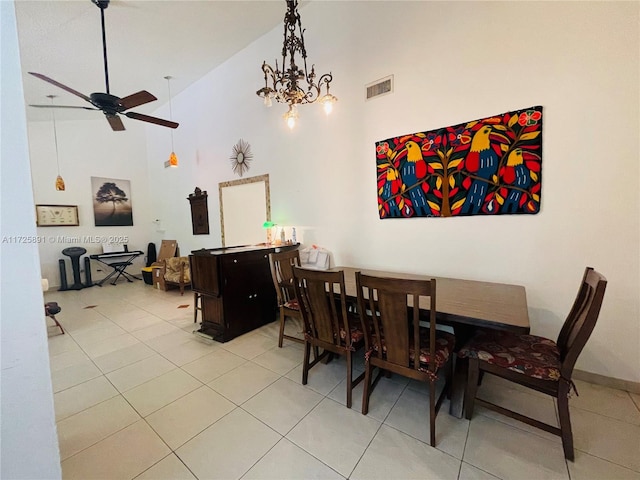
<box><xmin>369</xmin><ymin>328</ymin><xmax>455</xmax><ymax>369</ymax></box>
<box><xmin>305</xmin><ymin>323</ymin><xmax>363</xmax><ymax>347</ymax></box>
<box><xmin>458</xmin><ymin>330</ymin><xmax>561</xmax><ymax>381</ymax></box>
<box><xmin>283</xmin><ymin>298</ymin><xmax>299</xmax><ymax>310</ymax></box>
<box><xmin>339</xmin><ymin>324</ymin><xmax>365</xmax><ymax>344</ymax></box>
<box><xmin>164</xmin><ymin>257</ymin><xmax>190</xmax><ymax>283</ymax></box>
<box><xmin>410</xmin><ymin>329</ymin><xmax>456</xmax><ymax>369</ymax></box>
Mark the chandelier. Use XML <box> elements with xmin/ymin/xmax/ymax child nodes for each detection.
<box><xmin>256</xmin><ymin>0</ymin><xmax>337</xmax><ymax>129</ymax></box>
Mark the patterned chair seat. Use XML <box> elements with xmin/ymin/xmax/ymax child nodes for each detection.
<box><xmin>459</xmin><ymin>330</ymin><xmax>561</xmax><ymax>381</ymax></box>
<box><xmin>369</xmin><ymin>328</ymin><xmax>455</xmax><ymax>369</ymax></box>
<box><xmin>339</xmin><ymin>324</ymin><xmax>365</xmax><ymax>344</ymax></box>
<box><xmin>283</xmin><ymin>298</ymin><xmax>299</xmax><ymax>310</ymax></box>
<box><xmin>412</xmin><ymin>329</ymin><xmax>456</xmax><ymax>369</ymax></box>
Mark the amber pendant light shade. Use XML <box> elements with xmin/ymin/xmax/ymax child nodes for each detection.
<box><xmin>48</xmin><ymin>95</ymin><xmax>66</xmax><ymax>191</ymax></box>
<box><xmin>55</xmin><ymin>175</ymin><xmax>66</xmax><ymax>191</ymax></box>
<box><xmin>165</xmin><ymin>76</ymin><xmax>178</xmax><ymax>167</ymax></box>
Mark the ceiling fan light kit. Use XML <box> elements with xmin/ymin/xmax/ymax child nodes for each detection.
<box><xmin>28</xmin><ymin>0</ymin><xmax>179</xmax><ymax>132</ymax></box>
<box><xmin>257</xmin><ymin>0</ymin><xmax>337</xmax><ymax>129</ymax></box>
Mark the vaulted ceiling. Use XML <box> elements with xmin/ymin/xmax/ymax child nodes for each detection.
<box><xmin>15</xmin><ymin>0</ymin><xmax>288</xmax><ymax>122</ymax></box>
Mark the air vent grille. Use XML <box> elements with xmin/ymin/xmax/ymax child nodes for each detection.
<box><xmin>366</xmin><ymin>75</ymin><xmax>393</xmax><ymax>100</ymax></box>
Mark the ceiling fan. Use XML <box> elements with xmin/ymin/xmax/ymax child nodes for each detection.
<box><xmin>28</xmin><ymin>0</ymin><xmax>178</xmax><ymax>132</ymax></box>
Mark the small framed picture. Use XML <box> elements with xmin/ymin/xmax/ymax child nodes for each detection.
<box><xmin>35</xmin><ymin>204</ymin><xmax>79</xmax><ymax>227</ymax></box>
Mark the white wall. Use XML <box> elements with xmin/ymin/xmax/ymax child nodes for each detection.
<box><xmin>1</xmin><ymin>1</ymin><xmax>62</xmax><ymax>478</ymax></box>
<box><xmin>29</xmin><ymin>120</ymin><xmax>152</xmax><ymax>287</ymax></box>
<box><xmin>145</xmin><ymin>1</ymin><xmax>639</xmax><ymax>383</ymax></box>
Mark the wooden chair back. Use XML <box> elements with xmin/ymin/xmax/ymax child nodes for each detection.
<box><xmin>268</xmin><ymin>249</ymin><xmax>301</xmax><ymax>308</ymax></box>
<box><xmin>292</xmin><ymin>267</ymin><xmax>353</xmax><ymax>349</ymax></box>
<box><xmin>356</xmin><ymin>272</ymin><xmax>437</xmax><ymax>374</ymax></box>
<box><xmin>556</xmin><ymin>267</ymin><xmax>607</xmax><ymax>379</ymax></box>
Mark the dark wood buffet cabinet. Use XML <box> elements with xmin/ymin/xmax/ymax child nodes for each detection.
<box><xmin>189</xmin><ymin>244</ymin><xmax>297</xmax><ymax>342</ymax></box>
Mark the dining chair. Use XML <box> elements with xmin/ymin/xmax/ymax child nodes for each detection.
<box><xmin>292</xmin><ymin>267</ymin><xmax>365</xmax><ymax>408</ymax></box>
<box><xmin>355</xmin><ymin>272</ymin><xmax>455</xmax><ymax>447</ymax></box>
<box><xmin>459</xmin><ymin>266</ymin><xmax>607</xmax><ymax>461</ymax></box>
<box><xmin>268</xmin><ymin>249</ymin><xmax>304</xmax><ymax>347</ymax></box>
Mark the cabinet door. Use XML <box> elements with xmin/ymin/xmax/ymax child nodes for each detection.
<box><xmin>252</xmin><ymin>252</ymin><xmax>278</xmax><ymax>325</ymax></box>
<box><xmin>221</xmin><ymin>253</ymin><xmax>260</xmax><ymax>294</ymax></box>
<box><xmin>221</xmin><ymin>251</ymin><xmax>277</xmax><ymax>339</ymax></box>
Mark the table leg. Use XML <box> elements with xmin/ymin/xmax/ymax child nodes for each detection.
<box><xmin>448</xmin><ymin>324</ymin><xmax>476</xmax><ymax>418</ymax></box>
<box><xmin>449</xmin><ymin>356</ymin><xmax>468</xmax><ymax>418</ymax></box>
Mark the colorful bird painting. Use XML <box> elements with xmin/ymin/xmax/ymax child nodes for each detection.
<box><xmin>401</xmin><ymin>140</ymin><xmax>429</xmax><ymax>215</ymax></box>
<box><xmin>375</xmin><ymin>105</ymin><xmax>543</xmax><ymax>218</ymax></box>
<box><xmin>461</xmin><ymin>125</ymin><xmax>508</xmax><ymax>215</ymax></box>
<box><xmin>501</xmin><ymin>148</ymin><xmax>538</xmax><ymax>213</ymax></box>
<box><xmin>381</xmin><ymin>168</ymin><xmax>401</xmax><ymax>217</ymax></box>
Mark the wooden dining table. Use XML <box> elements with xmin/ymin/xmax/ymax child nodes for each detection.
<box><xmin>331</xmin><ymin>266</ymin><xmax>531</xmax><ymax>417</ymax></box>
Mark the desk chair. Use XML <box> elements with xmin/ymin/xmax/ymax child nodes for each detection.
<box><xmin>355</xmin><ymin>272</ymin><xmax>455</xmax><ymax>447</ymax></box>
<box><xmin>269</xmin><ymin>249</ymin><xmax>304</xmax><ymax>347</ymax></box>
<box><xmin>459</xmin><ymin>267</ymin><xmax>607</xmax><ymax>461</ymax></box>
<box><xmin>293</xmin><ymin>267</ymin><xmax>365</xmax><ymax>408</ymax></box>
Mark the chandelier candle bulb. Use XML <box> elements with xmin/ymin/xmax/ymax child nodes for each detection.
<box><xmin>284</xmin><ymin>105</ymin><xmax>298</xmax><ymax>129</ymax></box>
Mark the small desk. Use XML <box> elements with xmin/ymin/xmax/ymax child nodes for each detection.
<box><xmin>333</xmin><ymin>266</ymin><xmax>530</xmax><ymax>417</ymax></box>
<box><xmin>90</xmin><ymin>250</ymin><xmax>144</xmax><ymax>286</ymax></box>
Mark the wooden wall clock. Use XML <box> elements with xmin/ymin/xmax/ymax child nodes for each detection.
<box><xmin>187</xmin><ymin>187</ymin><xmax>210</xmax><ymax>235</ymax></box>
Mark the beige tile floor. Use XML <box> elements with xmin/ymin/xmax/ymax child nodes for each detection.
<box><xmin>45</xmin><ymin>281</ymin><xmax>640</xmax><ymax>480</ymax></box>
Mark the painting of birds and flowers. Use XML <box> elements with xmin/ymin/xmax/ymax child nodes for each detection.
<box><xmin>376</xmin><ymin>105</ymin><xmax>542</xmax><ymax>218</ymax></box>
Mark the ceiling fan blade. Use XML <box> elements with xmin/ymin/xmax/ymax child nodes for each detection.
<box><xmin>28</xmin><ymin>72</ymin><xmax>91</xmax><ymax>102</ymax></box>
<box><xmin>124</xmin><ymin>111</ymin><xmax>178</xmax><ymax>129</ymax></box>
<box><xmin>120</xmin><ymin>91</ymin><xmax>157</xmax><ymax>110</ymax></box>
<box><xmin>106</xmin><ymin>114</ymin><xmax>125</xmax><ymax>131</ymax></box>
<box><xmin>29</xmin><ymin>104</ymin><xmax>98</xmax><ymax>110</ymax></box>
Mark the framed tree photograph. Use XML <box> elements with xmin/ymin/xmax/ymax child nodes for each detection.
<box><xmin>91</xmin><ymin>177</ymin><xmax>134</xmax><ymax>226</ymax></box>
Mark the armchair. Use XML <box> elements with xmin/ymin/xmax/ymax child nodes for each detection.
<box><xmin>155</xmin><ymin>256</ymin><xmax>191</xmax><ymax>295</ymax></box>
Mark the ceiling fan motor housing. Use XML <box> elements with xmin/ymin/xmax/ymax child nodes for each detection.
<box><xmin>92</xmin><ymin>0</ymin><xmax>110</xmax><ymax>10</ymax></box>
<box><xmin>90</xmin><ymin>92</ymin><xmax>123</xmax><ymax>115</ymax></box>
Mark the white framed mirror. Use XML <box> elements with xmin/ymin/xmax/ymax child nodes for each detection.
<box><xmin>219</xmin><ymin>174</ymin><xmax>270</xmax><ymax>247</ymax></box>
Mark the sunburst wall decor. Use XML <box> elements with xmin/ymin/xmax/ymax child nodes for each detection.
<box><xmin>230</xmin><ymin>139</ymin><xmax>253</xmax><ymax>177</ymax></box>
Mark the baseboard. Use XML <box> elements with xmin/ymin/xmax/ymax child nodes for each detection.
<box><xmin>574</xmin><ymin>369</ymin><xmax>640</xmax><ymax>394</ymax></box>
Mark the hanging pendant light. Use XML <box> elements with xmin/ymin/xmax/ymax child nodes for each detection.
<box><xmin>164</xmin><ymin>76</ymin><xmax>178</xmax><ymax>167</ymax></box>
<box><xmin>47</xmin><ymin>95</ymin><xmax>66</xmax><ymax>191</ymax></box>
